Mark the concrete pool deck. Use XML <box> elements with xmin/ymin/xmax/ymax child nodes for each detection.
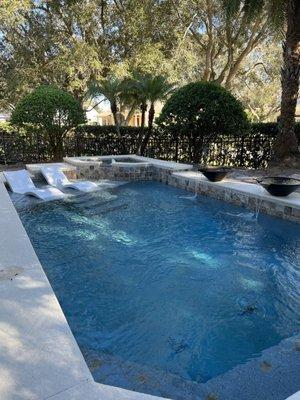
<box><xmin>0</xmin><ymin>156</ymin><xmax>299</xmax><ymax>399</ymax></box>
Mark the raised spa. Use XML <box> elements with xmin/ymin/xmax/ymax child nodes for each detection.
<box><xmin>65</xmin><ymin>155</ymin><xmax>150</xmax><ymax>167</ymax></box>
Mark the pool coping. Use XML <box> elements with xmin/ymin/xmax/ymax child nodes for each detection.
<box><xmin>64</xmin><ymin>154</ymin><xmax>193</xmax><ymax>170</ymax></box>
<box><xmin>0</xmin><ymin>156</ymin><xmax>299</xmax><ymax>400</ymax></box>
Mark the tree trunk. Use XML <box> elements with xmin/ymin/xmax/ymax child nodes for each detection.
<box><xmin>140</xmin><ymin>102</ymin><xmax>147</xmax><ymax>128</ymax></box>
<box><xmin>272</xmin><ymin>0</ymin><xmax>300</xmax><ymax>166</ymax></box>
<box><xmin>110</xmin><ymin>100</ymin><xmax>121</xmax><ymax>137</ymax></box>
<box><xmin>111</xmin><ymin>100</ymin><xmax>119</xmax><ymax>126</ymax></box>
<box><xmin>124</xmin><ymin>103</ymin><xmax>137</xmax><ymax>126</ymax></box>
<box><xmin>48</xmin><ymin>132</ymin><xmax>64</xmax><ymax>161</ymax></box>
<box><xmin>52</xmin><ymin>140</ymin><xmax>64</xmax><ymax>161</ymax></box>
<box><xmin>136</xmin><ymin>102</ymin><xmax>147</xmax><ymax>154</ymax></box>
<box><xmin>140</xmin><ymin>102</ymin><xmax>155</xmax><ymax>156</ymax></box>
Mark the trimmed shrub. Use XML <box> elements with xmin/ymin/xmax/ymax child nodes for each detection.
<box><xmin>70</xmin><ymin>125</ymin><xmax>143</xmax><ymax>155</ymax></box>
<box><xmin>252</xmin><ymin>122</ymin><xmax>300</xmax><ymax>141</ymax></box>
<box><xmin>1</xmin><ymin>122</ymin><xmax>299</xmax><ymax>167</ymax></box>
<box><xmin>0</xmin><ymin>122</ymin><xmax>15</xmax><ymax>134</ymax></box>
<box><xmin>11</xmin><ymin>85</ymin><xmax>86</xmax><ymax>160</ymax></box>
<box><xmin>157</xmin><ymin>81</ymin><xmax>249</xmax><ymax>163</ymax></box>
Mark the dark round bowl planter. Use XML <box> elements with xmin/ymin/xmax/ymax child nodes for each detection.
<box><xmin>256</xmin><ymin>177</ymin><xmax>300</xmax><ymax>197</ymax></box>
<box><xmin>198</xmin><ymin>167</ymin><xmax>231</xmax><ymax>182</ymax></box>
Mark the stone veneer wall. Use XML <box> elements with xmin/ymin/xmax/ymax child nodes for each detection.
<box><xmin>30</xmin><ymin>169</ymin><xmax>77</xmax><ymax>182</ymax></box>
<box><xmin>76</xmin><ymin>163</ymin><xmax>155</xmax><ymax>181</ymax></box>
<box><xmin>166</xmin><ymin>174</ymin><xmax>300</xmax><ymax>223</ymax></box>
<box><xmin>73</xmin><ymin>163</ymin><xmax>300</xmax><ymax>223</ymax></box>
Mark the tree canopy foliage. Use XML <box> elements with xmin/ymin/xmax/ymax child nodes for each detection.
<box><xmin>157</xmin><ymin>81</ymin><xmax>249</xmax><ymax>162</ymax></box>
<box><xmin>222</xmin><ymin>0</ymin><xmax>300</xmax><ymax>165</ymax></box>
<box><xmin>0</xmin><ymin>0</ymin><xmax>281</xmax><ymax>122</ymax></box>
<box><xmin>11</xmin><ymin>85</ymin><xmax>85</xmax><ymax>160</ymax></box>
<box><xmin>88</xmin><ymin>73</ymin><xmax>175</xmax><ymax>154</ymax></box>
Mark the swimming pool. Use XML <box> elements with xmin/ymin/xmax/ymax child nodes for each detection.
<box><xmin>15</xmin><ymin>181</ymin><xmax>300</xmax><ymax>399</ymax></box>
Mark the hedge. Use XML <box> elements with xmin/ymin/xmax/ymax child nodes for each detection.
<box><xmin>0</xmin><ymin>122</ymin><xmax>299</xmax><ymax>168</ymax></box>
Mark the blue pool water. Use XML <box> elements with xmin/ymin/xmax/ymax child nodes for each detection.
<box><xmin>16</xmin><ymin>181</ymin><xmax>300</xmax><ymax>398</ymax></box>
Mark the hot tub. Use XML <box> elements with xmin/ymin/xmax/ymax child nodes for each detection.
<box><xmin>64</xmin><ymin>155</ymin><xmax>150</xmax><ymax>167</ymax></box>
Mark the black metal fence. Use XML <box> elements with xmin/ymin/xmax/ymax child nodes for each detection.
<box><xmin>144</xmin><ymin>126</ymin><xmax>277</xmax><ymax>168</ymax></box>
<box><xmin>1</xmin><ymin>123</ymin><xmax>299</xmax><ymax>169</ymax></box>
<box><xmin>0</xmin><ymin>128</ymin><xmax>52</xmax><ymax>164</ymax></box>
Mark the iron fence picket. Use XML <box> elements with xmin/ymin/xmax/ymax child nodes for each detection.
<box><xmin>0</xmin><ymin>123</ymin><xmax>299</xmax><ymax>168</ymax></box>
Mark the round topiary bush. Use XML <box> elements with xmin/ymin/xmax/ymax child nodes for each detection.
<box><xmin>11</xmin><ymin>85</ymin><xmax>86</xmax><ymax>160</ymax></box>
<box><xmin>157</xmin><ymin>81</ymin><xmax>249</xmax><ymax>163</ymax></box>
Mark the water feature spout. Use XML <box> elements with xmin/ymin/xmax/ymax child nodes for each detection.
<box><xmin>254</xmin><ymin>197</ymin><xmax>263</xmax><ymax>220</ymax></box>
<box><xmin>179</xmin><ymin>181</ymin><xmax>199</xmax><ymax>201</ymax></box>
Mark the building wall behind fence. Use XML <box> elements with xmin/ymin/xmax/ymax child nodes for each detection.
<box><xmin>1</xmin><ymin>123</ymin><xmax>299</xmax><ymax>168</ymax></box>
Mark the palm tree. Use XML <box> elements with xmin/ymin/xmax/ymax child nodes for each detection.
<box><xmin>88</xmin><ymin>77</ymin><xmax>123</xmax><ymax>126</ymax></box>
<box><xmin>127</xmin><ymin>74</ymin><xmax>175</xmax><ymax>154</ymax></box>
<box><xmin>122</xmin><ymin>73</ymin><xmax>152</xmax><ymax>153</ymax></box>
<box><xmin>125</xmin><ymin>73</ymin><xmax>149</xmax><ymax>128</ymax></box>
<box><xmin>120</xmin><ymin>77</ymin><xmax>145</xmax><ymax>127</ymax></box>
<box><xmin>139</xmin><ymin>75</ymin><xmax>175</xmax><ymax>155</ymax></box>
<box><xmin>223</xmin><ymin>0</ymin><xmax>300</xmax><ymax>166</ymax></box>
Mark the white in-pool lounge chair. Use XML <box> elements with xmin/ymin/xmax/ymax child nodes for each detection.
<box><xmin>3</xmin><ymin>169</ymin><xmax>64</xmax><ymax>201</ymax></box>
<box><xmin>41</xmin><ymin>166</ymin><xmax>98</xmax><ymax>193</ymax></box>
